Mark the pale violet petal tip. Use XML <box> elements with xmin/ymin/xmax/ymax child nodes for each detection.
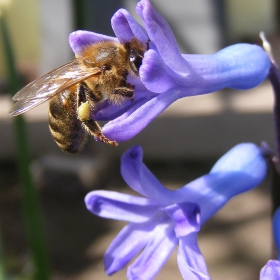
<box><xmin>178</xmin><ymin>233</ymin><xmax>210</xmax><ymax>279</ymax></box>
<box><xmin>121</xmin><ymin>145</ymin><xmax>143</xmax><ymax>181</ymax></box>
<box><xmin>111</xmin><ymin>8</ymin><xmax>148</xmax><ymax>44</ymax></box>
<box><xmin>121</xmin><ymin>145</ymin><xmax>171</xmax><ymax>202</ymax></box>
<box><xmin>122</xmin><ymin>145</ymin><xmax>143</xmax><ymax>163</ymax></box>
<box><xmin>85</xmin><ymin>190</ymin><xmax>158</xmax><ymax>222</ymax></box>
<box><xmin>120</xmin><ymin>145</ymin><xmax>149</xmax><ymax>197</ymax></box>
<box><xmin>136</xmin><ymin>0</ymin><xmax>189</xmax><ymax>73</ymax></box>
<box><xmin>260</xmin><ymin>260</ymin><xmax>280</xmax><ymax>280</ymax></box>
<box><xmin>69</xmin><ymin>30</ymin><xmax>117</xmax><ymax>55</ymax></box>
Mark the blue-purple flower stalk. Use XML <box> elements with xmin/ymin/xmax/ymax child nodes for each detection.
<box><xmin>260</xmin><ymin>32</ymin><xmax>280</xmax><ymax>172</ymax></box>
<box><xmin>85</xmin><ymin>143</ymin><xmax>268</xmax><ymax>279</ymax></box>
<box><xmin>69</xmin><ymin>0</ymin><xmax>270</xmax><ymax>143</ymax></box>
<box><xmin>258</xmin><ymin>33</ymin><xmax>280</xmax><ymax>280</ymax></box>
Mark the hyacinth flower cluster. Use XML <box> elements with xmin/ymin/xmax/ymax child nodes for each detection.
<box><xmin>86</xmin><ymin>144</ymin><xmax>269</xmax><ymax>279</ymax></box>
<box><xmin>70</xmin><ymin>0</ymin><xmax>280</xmax><ymax>279</ymax></box>
<box><xmin>69</xmin><ymin>0</ymin><xmax>270</xmax><ymax>143</ymax></box>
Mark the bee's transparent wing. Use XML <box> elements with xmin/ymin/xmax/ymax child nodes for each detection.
<box><xmin>8</xmin><ymin>59</ymin><xmax>101</xmax><ymax>116</ymax></box>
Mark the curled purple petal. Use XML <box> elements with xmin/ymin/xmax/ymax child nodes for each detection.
<box><xmin>111</xmin><ymin>8</ymin><xmax>148</xmax><ymax>44</ymax></box>
<box><xmin>165</xmin><ymin>202</ymin><xmax>200</xmax><ymax>238</ymax></box>
<box><xmin>69</xmin><ymin>30</ymin><xmax>117</xmax><ymax>55</ymax></box>
<box><xmin>136</xmin><ymin>0</ymin><xmax>270</xmax><ymax>90</ymax></box>
<box><xmin>120</xmin><ymin>145</ymin><xmax>149</xmax><ymax>196</ymax></box>
<box><xmin>260</xmin><ymin>260</ymin><xmax>280</xmax><ymax>280</ymax></box>
<box><xmin>94</xmin><ymin>91</ymin><xmax>157</xmax><ymax>121</ymax></box>
<box><xmin>127</xmin><ymin>225</ymin><xmax>177</xmax><ymax>280</ymax></box>
<box><xmin>104</xmin><ymin>212</ymin><xmax>169</xmax><ymax>275</ymax></box>
<box><xmin>104</xmin><ymin>223</ymin><xmax>150</xmax><ymax>275</ymax></box>
<box><xmin>140</xmin><ymin>49</ymin><xmax>177</xmax><ymax>93</ymax></box>
<box><xmin>102</xmin><ymin>89</ymin><xmax>181</xmax><ymax>142</ymax></box>
<box><xmin>85</xmin><ymin>190</ymin><xmax>159</xmax><ymax>222</ymax></box>
<box><xmin>121</xmin><ymin>145</ymin><xmax>171</xmax><ymax>199</ymax></box>
<box><xmin>178</xmin><ymin>233</ymin><xmax>210</xmax><ymax>280</ymax></box>
<box><xmin>136</xmin><ymin>0</ymin><xmax>190</xmax><ymax>73</ymax></box>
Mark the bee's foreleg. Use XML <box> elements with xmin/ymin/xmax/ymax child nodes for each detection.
<box><xmin>77</xmin><ymin>83</ymin><xmax>118</xmax><ymax>147</ymax></box>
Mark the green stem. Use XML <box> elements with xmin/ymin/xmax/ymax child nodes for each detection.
<box><xmin>0</xmin><ymin>231</ymin><xmax>6</xmax><ymax>280</ymax></box>
<box><xmin>0</xmin><ymin>15</ymin><xmax>50</xmax><ymax>280</ymax></box>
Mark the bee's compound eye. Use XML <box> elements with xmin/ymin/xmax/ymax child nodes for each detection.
<box><xmin>129</xmin><ymin>49</ymin><xmax>143</xmax><ymax>73</ymax></box>
<box><xmin>129</xmin><ymin>50</ymin><xmax>137</xmax><ymax>62</ymax></box>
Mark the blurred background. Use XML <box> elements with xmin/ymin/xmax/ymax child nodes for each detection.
<box><xmin>0</xmin><ymin>0</ymin><xmax>279</xmax><ymax>279</ymax></box>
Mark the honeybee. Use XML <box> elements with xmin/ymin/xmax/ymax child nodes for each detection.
<box><xmin>8</xmin><ymin>38</ymin><xmax>147</xmax><ymax>153</ymax></box>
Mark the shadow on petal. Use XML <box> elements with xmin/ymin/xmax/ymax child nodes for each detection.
<box><xmin>104</xmin><ymin>212</ymin><xmax>168</xmax><ymax>275</ymax></box>
<box><xmin>178</xmin><ymin>233</ymin><xmax>210</xmax><ymax>280</ymax></box>
<box><xmin>127</xmin><ymin>225</ymin><xmax>177</xmax><ymax>280</ymax></box>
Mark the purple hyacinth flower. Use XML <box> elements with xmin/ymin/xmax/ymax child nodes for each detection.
<box><xmin>85</xmin><ymin>143</ymin><xmax>268</xmax><ymax>279</ymax></box>
<box><xmin>69</xmin><ymin>0</ymin><xmax>270</xmax><ymax>143</ymax></box>
<box><xmin>260</xmin><ymin>260</ymin><xmax>280</xmax><ymax>280</ymax></box>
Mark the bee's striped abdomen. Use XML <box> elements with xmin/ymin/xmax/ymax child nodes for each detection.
<box><xmin>48</xmin><ymin>92</ymin><xmax>87</xmax><ymax>153</ymax></box>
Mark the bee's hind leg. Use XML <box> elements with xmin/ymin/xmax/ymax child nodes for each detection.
<box><xmin>77</xmin><ymin>83</ymin><xmax>118</xmax><ymax>147</ymax></box>
<box><xmin>83</xmin><ymin>118</ymin><xmax>118</xmax><ymax>147</ymax></box>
